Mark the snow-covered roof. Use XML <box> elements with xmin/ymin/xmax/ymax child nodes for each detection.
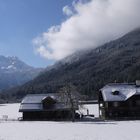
<box><xmin>20</xmin><ymin>103</ymin><xmax>43</xmax><ymax>111</ymax></box>
<box><xmin>100</xmin><ymin>83</ymin><xmax>140</xmax><ymax>102</ymax></box>
<box><xmin>19</xmin><ymin>103</ymin><xmax>74</xmax><ymax>112</ymax></box>
<box><xmin>19</xmin><ymin>94</ymin><xmax>78</xmax><ymax>112</ymax></box>
<box><xmin>21</xmin><ymin>94</ymin><xmax>57</xmax><ymax>104</ymax></box>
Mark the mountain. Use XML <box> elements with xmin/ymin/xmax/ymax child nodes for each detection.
<box><xmin>0</xmin><ymin>56</ymin><xmax>43</xmax><ymax>90</ymax></box>
<box><xmin>2</xmin><ymin>28</ymin><xmax>140</xmax><ymax>101</ymax></box>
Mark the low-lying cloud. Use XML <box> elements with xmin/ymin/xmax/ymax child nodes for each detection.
<box><xmin>33</xmin><ymin>0</ymin><xmax>140</xmax><ymax>60</ymax></box>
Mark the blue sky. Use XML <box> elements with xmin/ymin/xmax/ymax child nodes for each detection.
<box><xmin>0</xmin><ymin>0</ymin><xmax>71</xmax><ymax>67</ymax></box>
<box><xmin>0</xmin><ymin>0</ymin><xmax>139</xmax><ymax>68</ymax></box>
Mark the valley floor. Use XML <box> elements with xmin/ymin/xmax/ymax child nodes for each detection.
<box><xmin>0</xmin><ymin>104</ymin><xmax>140</xmax><ymax>140</ymax></box>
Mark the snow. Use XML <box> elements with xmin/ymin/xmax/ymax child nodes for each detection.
<box><xmin>7</xmin><ymin>65</ymin><xmax>17</xmax><ymax>70</ymax></box>
<box><xmin>79</xmin><ymin>104</ymin><xmax>99</xmax><ymax>117</ymax></box>
<box><xmin>12</xmin><ymin>62</ymin><xmax>15</xmax><ymax>65</ymax></box>
<box><xmin>0</xmin><ymin>65</ymin><xmax>17</xmax><ymax>70</ymax></box>
<box><xmin>0</xmin><ymin>104</ymin><xmax>140</xmax><ymax>140</ymax></box>
<box><xmin>101</xmin><ymin>84</ymin><xmax>137</xmax><ymax>102</ymax></box>
<box><xmin>0</xmin><ymin>104</ymin><xmax>22</xmax><ymax>120</ymax></box>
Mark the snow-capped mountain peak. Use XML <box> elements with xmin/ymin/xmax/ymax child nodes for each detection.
<box><xmin>0</xmin><ymin>55</ymin><xmax>32</xmax><ymax>72</ymax></box>
<box><xmin>0</xmin><ymin>55</ymin><xmax>43</xmax><ymax>90</ymax></box>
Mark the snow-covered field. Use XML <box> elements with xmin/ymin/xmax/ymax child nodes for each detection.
<box><xmin>0</xmin><ymin>104</ymin><xmax>22</xmax><ymax>120</ymax></box>
<box><xmin>0</xmin><ymin>104</ymin><xmax>140</xmax><ymax>140</ymax></box>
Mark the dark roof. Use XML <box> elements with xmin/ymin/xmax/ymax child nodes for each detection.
<box><xmin>100</xmin><ymin>83</ymin><xmax>140</xmax><ymax>102</ymax></box>
<box><xmin>19</xmin><ymin>93</ymin><xmax>78</xmax><ymax>112</ymax></box>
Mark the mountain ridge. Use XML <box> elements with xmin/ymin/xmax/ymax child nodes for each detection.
<box><xmin>0</xmin><ymin>55</ymin><xmax>43</xmax><ymax>90</ymax></box>
<box><xmin>2</xmin><ymin>28</ymin><xmax>140</xmax><ymax>102</ymax></box>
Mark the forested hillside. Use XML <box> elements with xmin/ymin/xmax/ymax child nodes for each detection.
<box><xmin>2</xmin><ymin>28</ymin><xmax>140</xmax><ymax>102</ymax></box>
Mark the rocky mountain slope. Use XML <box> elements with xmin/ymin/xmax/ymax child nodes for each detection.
<box><xmin>0</xmin><ymin>56</ymin><xmax>42</xmax><ymax>90</ymax></box>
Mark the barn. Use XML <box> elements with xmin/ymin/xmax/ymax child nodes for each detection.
<box><xmin>19</xmin><ymin>94</ymin><xmax>79</xmax><ymax>120</ymax></box>
<box><xmin>99</xmin><ymin>82</ymin><xmax>140</xmax><ymax>120</ymax></box>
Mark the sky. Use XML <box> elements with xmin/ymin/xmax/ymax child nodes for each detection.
<box><xmin>0</xmin><ymin>0</ymin><xmax>140</xmax><ymax>68</ymax></box>
<box><xmin>0</xmin><ymin>0</ymin><xmax>71</xmax><ymax>67</ymax></box>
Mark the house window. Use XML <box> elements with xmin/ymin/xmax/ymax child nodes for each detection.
<box><xmin>105</xmin><ymin>102</ymin><xmax>108</xmax><ymax>108</ymax></box>
<box><xmin>113</xmin><ymin>102</ymin><xmax>119</xmax><ymax>107</ymax></box>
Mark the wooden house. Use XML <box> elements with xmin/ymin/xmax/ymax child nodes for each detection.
<box><xmin>19</xmin><ymin>94</ymin><xmax>79</xmax><ymax>120</ymax></box>
<box><xmin>99</xmin><ymin>82</ymin><xmax>140</xmax><ymax>120</ymax></box>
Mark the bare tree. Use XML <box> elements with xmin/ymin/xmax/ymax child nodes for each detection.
<box><xmin>59</xmin><ymin>84</ymin><xmax>81</xmax><ymax>122</ymax></box>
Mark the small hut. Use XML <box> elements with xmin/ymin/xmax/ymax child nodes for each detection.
<box><xmin>19</xmin><ymin>94</ymin><xmax>79</xmax><ymax>120</ymax></box>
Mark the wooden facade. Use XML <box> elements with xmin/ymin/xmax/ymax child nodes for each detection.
<box><xmin>99</xmin><ymin>83</ymin><xmax>140</xmax><ymax>120</ymax></box>
<box><xmin>22</xmin><ymin>110</ymin><xmax>74</xmax><ymax>120</ymax></box>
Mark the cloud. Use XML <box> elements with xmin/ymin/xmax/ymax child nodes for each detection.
<box><xmin>63</xmin><ymin>5</ymin><xmax>73</xmax><ymax>16</ymax></box>
<box><xmin>33</xmin><ymin>0</ymin><xmax>140</xmax><ymax>60</ymax></box>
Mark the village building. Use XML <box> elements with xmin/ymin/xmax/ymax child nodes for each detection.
<box><xmin>19</xmin><ymin>94</ymin><xmax>79</xmax><ymax>120</ymax></box>
<box><xmin>99</xmin><ymin>82</ymin><xmax>140</xmax><ymax>120</ymax></box>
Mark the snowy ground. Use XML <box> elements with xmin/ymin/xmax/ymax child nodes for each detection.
<box><xmin>0</xmin><ymin>104</ymin><xmax>22</xmax><ymax>120</ymax></box>
<box><xmin>0</xmin><ymin>103</ymin><xmax>98</xmax><ymax>120</ymax></box>
<box><xmin>0</xmin><ymin>104</ymin><xmax>140</xmax><ymax>140</ymax></box>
